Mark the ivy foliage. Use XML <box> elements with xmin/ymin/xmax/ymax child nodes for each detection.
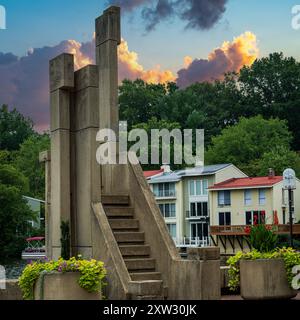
<box><xmin>18</xmin><ymin>256</ymin><xmax>106</xmax><ymax>300</ymax></box>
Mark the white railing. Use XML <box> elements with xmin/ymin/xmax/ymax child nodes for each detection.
<box><xmin>154</xmin><ymin>190</ymin><xmax>176</xmax><ymax>198</ymax></box>
<box><xmin>173</xmin><ymin>237</ymin><xmax>210</xmax><ymax>248</ymax></box>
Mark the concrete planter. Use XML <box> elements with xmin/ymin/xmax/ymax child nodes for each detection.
<box><xmin>34</xmin><ymin>271</ymin><xmax>102</xmax><ymax>300</ymax></box>
<box><xmin>240</xmin><ymin>259</ymin><xmax>297</xmax><ymax>300</ymax></box>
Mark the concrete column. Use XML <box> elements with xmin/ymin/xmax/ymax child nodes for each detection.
<box><xmin>95</xmin><ymin>6</ymin><xmax>128</xmax><ymax>195</ymax></box>
<box><xmin>95</xmin><ymin>6</ymin><xmax>120</xmax><ymax>132</ymax></box>
<box><xmin>49</xmin><ymin>53</ymin><xmax>74</xmax><ymax>259</ymax></box>
<box><xmin>39</xmin><ymin>150</ymin><xmax>51</xmax><ymax>259</ymax></box>
<box><xmin>71</xmin><ymin>65</ymin><xmax>101</xmax><ymax>258</ymax></box>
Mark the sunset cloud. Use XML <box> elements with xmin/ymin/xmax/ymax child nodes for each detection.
<box><xmin>176</xmin><ymin>31</ymin><xmax>259</xmax><ymax>87</ymax></box>
<box><xmin>0</xmin><ymin>32</ymin><xmax>258</xmax><ymax>131</ymax></box>
<box><xmin>118</xmin><ymin>38</ymin><xmax>176</xmax><ymax>83</ymax></box>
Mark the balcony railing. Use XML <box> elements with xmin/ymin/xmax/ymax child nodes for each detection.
<box><xmin>210</xmin><ymin>224</ymin><xmax>300</xmax><ymax>236</ymax></box>
<box><xmin>186</xmin><ymin>211</ymin><xmax>209</xmax><ymax>221</ymax></box>
<box><xmin>154</xmin><ymin>190</ymin><xmax>176</xmax><ymax>198</ymax></box>
<box><xmin>173</xmin><ymin>237</ymin><xmax>210</xmax><ymax>248</ymax></box>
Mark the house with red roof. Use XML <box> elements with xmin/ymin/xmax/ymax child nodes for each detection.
<box><xmin>208</xmin><ymin>170</ymin><xmax>300</xmax><ymax>254</ymax></box>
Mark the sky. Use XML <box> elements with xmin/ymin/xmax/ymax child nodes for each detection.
<box><xmin>0</xmin><ymin>0</ymin><xmax>299</xmax><ymax>131</ymax></box>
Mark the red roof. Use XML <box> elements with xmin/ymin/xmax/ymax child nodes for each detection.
<box><xmin>143</xmin><ymin>169</ymin><xmax>164</xmax><ymax>178</ymax></box>
<box><xmin>209</xmin><ymin>176</ymin><xmax>283</xmax><ymax>190</ymax></box>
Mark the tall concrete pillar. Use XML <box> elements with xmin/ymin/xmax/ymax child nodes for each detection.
<box><xmin>71</xmin><ymin>65</ymin><xmax>101</xmax><ymax>258</ymax></box>
<box><xmin>39</xmin><ymin>150</ymin><xmax>51</xmax><ymax>259</ymax></box>
<box><xmin>95</xmin><ymin>6</ymin><xmax>128</xmax><ymax>195</ymax></box>
<box><xmin>49</xmin><ymin>53</ymin><xmax>74</xmax><ymax>259</ymax></box>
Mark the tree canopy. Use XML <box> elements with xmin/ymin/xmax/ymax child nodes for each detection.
<box><xmin>0</xmin><ymin>105</ymin><xmax>34</xmax><ymax>151</ymax></box>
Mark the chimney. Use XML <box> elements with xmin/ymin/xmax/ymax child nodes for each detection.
<box><xmin>268</xmin><ymin>168</ymin><xmax>275</xmax><ymax>178</ymax></box>
<box><xmin>161</xmin><ymin>164</ymin><xmax>171</xmax><ymax>173</ymax></box>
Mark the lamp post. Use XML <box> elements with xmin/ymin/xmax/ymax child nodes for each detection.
<box><xmin>283</xmin><ymin>168</ymin><xmax>296</xmax><ymax>247</ymax></box>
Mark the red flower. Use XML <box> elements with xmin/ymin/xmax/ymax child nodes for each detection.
<box><xmin>253</xmin><ymin>215</ymin><xmax>258</xmax><ymax>225</ymax></box>
<box><xmin>244</xmin><ymin>226</ymin><xmax>251</xmax><ymax>234</ymax></box>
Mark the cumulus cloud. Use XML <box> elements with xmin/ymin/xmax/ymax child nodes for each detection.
<box><xmin>0</xmin><ymin>31</ymin><xmax>258</xmax><ymax>131</ymax></box>
<box><xmin>108</xmin><ymin>0</ymin><xmax>228</xmax><ymax>31</ymax></box>
<box><xmin>176</xmin><ymin>31</ymin><xmax>259</xmax><ymax>88</ymax></box>
<box><xmin>0</xmin><ymin>36</ymin><xmax>175</xmax><ymax>131</ymax></box>
<box><xmin>118</xmin><ymin>38</ymin><xmax>176</xmax><ymax>83</ymax></box>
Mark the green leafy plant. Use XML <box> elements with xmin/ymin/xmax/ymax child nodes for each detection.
<box><xmin>227</xmin><ymin>248</ymin><xmax>300</xmax><ymax>291</ymax></box>
<box><xmin>60</xmin><ymin>220</ymin><xmax>70</xmax><ymax>260</ymax></box>
<box><xmin>18</xmin><ymin>256</ymin><xmax>106</xmax><ymax>300</ymax></box>
<box><xmin>244</xmin><ymin>223</ymin><xmax>278</xmax><ymax>252</ymax></box>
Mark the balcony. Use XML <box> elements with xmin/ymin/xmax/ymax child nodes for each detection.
<box><xmin>210</xmin><ymin>224</ymin><xmax>300</xmax><ymax>236</ymax></box>
<box><xmin>186</xmin><ymin>211</ymin><xmax>209</xmax><ymax>221</ymax></box>
<box><xmin>173</xmin><ymin>237</ymin><xmax>210</xmax><ymax>248</ymax></box>
<box><xmin>154</xmin><ymin>190</ymin><xmax>176</xmax><ymax>199</ymax></box>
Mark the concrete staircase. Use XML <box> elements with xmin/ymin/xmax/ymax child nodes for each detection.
<box><xmin>101</xmin><ymin>195</ymin><xmax>164</xmax><ymax>299</ymax></box>
<box><xmin>102</xmin><ymin>195</ymin><xmax>163</xmax><ymax>283</ymax></box>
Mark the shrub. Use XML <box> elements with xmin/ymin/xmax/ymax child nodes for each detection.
<box><xmin>245</xmin><ymin>224</ymin><xmax>278</xmax><ymax>252</ymax></box>
<box><xmin>227</xmin><ymin>248</ymin><xmax>300</xmax><ymax>291</ymax></box>
<box><xmin>18</xmin><ymin>256</ymin><xmax>106</xmax><ymax>300</ymax></box>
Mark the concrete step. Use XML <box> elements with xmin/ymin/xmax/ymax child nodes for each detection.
<box><xmin>109</xmin><ymin>219</ymin><xmax>139</xmax><ymax>231</ymax></box>
<box><xmin>114</xmin><ymin>232</ymin><xmax>145</xmax><ymax>244</ymax></box>
<box><xmin>129</xmin><ymin>280</ymin><xmax>163</xmax><ymax>298</ymax></box>
<box><xmin>119</xmin><ymin>245</ymin><xmax>150</xmax><ymax>257</ymax></box>
<box><xmin>124</xmin><ymin>258</ymin><xmax>156</xmax><ymax>271</ymax></box>
<box><xmin>101</xmin><ymin>195</ymin><xmax>129</xmax><ymax>205</ymax></box>
<box><xmin>130</xmin><ymin>272</ymin><xmax>162</xmax><ymax>281</ymax></box>
<box><xmin>105</xmin><ymin>206</ymin><xmax>134</xmax><ymax>218</ymax></box>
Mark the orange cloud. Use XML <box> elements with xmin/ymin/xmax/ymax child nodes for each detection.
<box><xmin>118</xmin><ymin>38</ymin><xmax>176</xmax><ymax>84</ymax></box>
<box><xmin>177</xmin><ymin>31</ymin><xmax>258</xmax><ymax>87</ymax></box>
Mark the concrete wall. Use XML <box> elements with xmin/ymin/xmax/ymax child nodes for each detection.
<box><xmin>0</xmin><ymin>280</ymin><xmax>22</xmax><ymax>300</ymax></box>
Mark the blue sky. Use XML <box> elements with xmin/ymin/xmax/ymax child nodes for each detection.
<box><xmin>0</xmin><ymin>0</ymin><xmax>300</xmax><ymax>130</ymax></box>
<box><xmin>1</xmin><ymin>0</ymin><xmax>299</xmax><ymax>71</ymax></box>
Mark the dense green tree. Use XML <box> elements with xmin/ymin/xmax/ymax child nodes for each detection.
<box><xmin>255</xmin><ymin>146</ymin><xmax>300</xmax><ymax>177</ymax></box>
<box><xmin>0</xmin><ymin>164</ymin><xmax>35</xmax><ymax>259</ymax></box>
<box><xmin>132</xmin><ymin>117</ymin><xmax>181</xmax><ymax>170</ymax></box>
<box><xmin>0</xmin><ymin>105</ymin><xmax>34</xmax><ymax>151</ymax></box>
<box><xmin>237</xmin><ymin>53</ymin><xmax>300</xmax><ymax>149</ymax></box>
<box><xmin>205</xmin><ymin>116</ymin><xmax>293</xmax><ymax>175</ymax></box>
<box><xmin>14</xmin><ymin>134</ymin><xmax>50</xmax><ymax>199</ymax></box>
<box><xmin>119</xmin><ymin>79</ymin><xmax>176</xmax><ymax>128</ymax></box>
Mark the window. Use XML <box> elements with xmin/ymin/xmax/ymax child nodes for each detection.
<box><xmin>190</xmin><ymin>222</ymin><xmax>209</xmax><ymax>239</ymax></box>
<box><xmin>153</xmin><ymin>183</ymin><xmax>175</xmax><ymax>197</ymax></box>
<box><xmin>190</xmin><ymin>202</ymin><xmax>208</xmax><ymax>217</ymax></box>
<box><xmin>202</xmin><ymin>180</ymin><xmax>208</xmax><ymax>195</ymax></box>
<box><xmin>167</xmin><ymin>223</ymin><xmax>176</xmax><ymax>238</ymax></box>
<box><xmin>219</xmin><ymin>212</ymin><xmax>231</xmax><ymax>225</ymax></box>
<box><xmin>189</xmin><ymin>180</ymin><xmax>195</xmax><ymax>196</ymax></box>
<box><xmin>159</xmin><ymin>203</ymin><xmax>176</xmax><ymax>218</ymax></box>
<box><xmin>259</xmin><ymin>189</ymin><xmax>266</xmax><ymax>205</ymax></box>
<box><xmin>244</xmin><ymin>190</ymin><xmax>252</xmax><ymax>205</ymax></box>
<box><xmin>246</xmin><ymin>211</ymin><xmax>266</xmax><ymax>225</ymax></box>
<box><xmin>189</xmin><ymin>179</ymin><xmax>209</xmax><ymax>196</ymax></box>
<box><xmin>218</xmin><ymin>190</ymin><xmax>231</xmax><ymax>206</ymax></box>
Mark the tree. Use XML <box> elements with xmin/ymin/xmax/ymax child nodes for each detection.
<box><xmin>14</xmin><ymin>133</ymin><xmax>50</xmax><ymax>199</ymax></box>
<box><xmin>255</xmin><ymin>146</ymin><xmax>300</xmax><ymax>177</ymax></box>
<box><xmin>132</xmin><ymin>117</ymin><xmax>181</xmax><ymax>170</ymax></box>
<box><xmin>237</xmin><ymin>53</ymin><xmax>300</xmax><ymax>149</ymax></box>
<box><xmin>0</xmin><ymin>164</ymin><xmax>35</xmax><ymax>259</ymax></box>
<box><xmin>205</xmin><ymin>116</ymin><xmax>293</xmax><ymax>176</ymax></box>
<box><xmin>0</xmin><ymin>105</ymin><xmax>34</xmax><ymax>151</ymax></box>
<box><xmin>119</xmin><ymin>79</ymin><xmax>175</xmax><ymax>128</ymax></box>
